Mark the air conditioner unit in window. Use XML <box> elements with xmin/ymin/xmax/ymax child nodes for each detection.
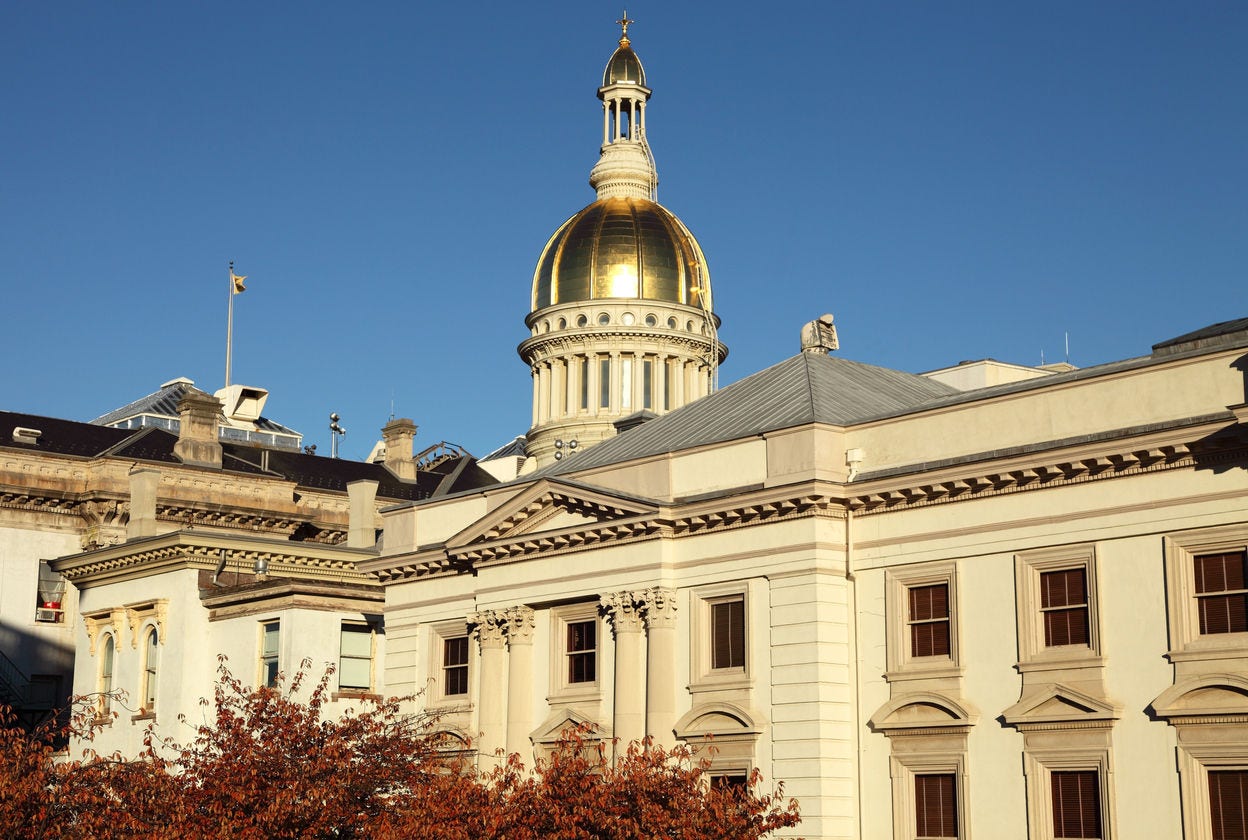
<box><xmin>35</xmin><ymin>608</ymin><xmax>63</xmax><ymax>624</ymax></box>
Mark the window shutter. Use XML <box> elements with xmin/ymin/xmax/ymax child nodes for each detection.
<box><xmin>1209</xmin><ymin>770</ymin><xmax>1248</xmax><ymax>840</ymax></box>
<box><xmin>1051</xmin><ymin>770</ymin><xmax>1102</xmax><ymax>838</ymax></box>
<box><xmin>909</xmin><ymin>584</ymin><xmax>951</xmax><ymax>657</ymax></box>
<box><xmin>1195</xmin><ymin>552</ymin><xmax>1248</xmax><ymax>635</ymax></box>
<box><xmin>1041</xmin><ymin>568</ymin><xmax>1090</xmax><ymax>647</ymax></box>
<box><xmin>915</xmin><ymin>773</ymin><xmax>958</xmax><ymax>838</ymax></box>
<box><xmin>711</xmin><ymin>598</ymin><xmax>745</xmax><ymax>670</ymax></box>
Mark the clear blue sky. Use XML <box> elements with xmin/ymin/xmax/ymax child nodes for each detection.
<box><xmin>3</xmin><ymin>3</ymin><xmax>1244</xmax><ymax>460</ymax></box>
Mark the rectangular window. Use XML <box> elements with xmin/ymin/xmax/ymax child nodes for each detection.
<box><xmin>567</xmin><ymin>619</ymin><xmax>597</xmax><ymax>684</ymax></box>
<box><xmin>711</xmin><ymin>597</ymin><xmax>746</xmax><ymax>670</ymax></box>
<box><xmin>909</xmin><ymin>584</ymin><xmax>951</xmax><ymax>658</ymax></box>
<box><xmin>621</xmin><ymin>356</ymin><xmax>633</xmax><ymax>410</ymax></box>
<box><xmin>664</xmin><ymin>360</ymin><xmax>674</xmax><ymax>410</ymax></box>
<box><xmin>260</xmin><ymin>620</ymin><xmax>280</xmax><ymax>687</ymax></box>
<box><xmin>643</xmin><ymin>359</ymin><xmax>653</xmax><ymax>410</ymax></box>
<box><xmin>1051</xmin><ymin>770</ymin><xmax>1102</xmax><ymax>839</ymax></box>
<box><xmin>915</xmin><ymin>773</ymin><xmax>959</xmax><ymax>839</ymax></box>
<box><xmin>1041</xmin><ymin>568</ymin><xmax>1091</xmax><ymax>647</ymax></box>
<box><xmin>443</xmin><ymin>636</ymin><xmax>469</xmax><ymax>696</ymax></box>
<box><xmin>338</xmin><ymin>623</ymin><xmax>373</xmax><ymax>692</ymax></box>
<box><xmin>579</xmin><ymin>357</ymin><xmax>589</xmax><ymax>410</ymax></box>
<box><xmin>1195</xmin><ymin>551</ymin><xmax>1248</xmax><ymax>635</ymax></box>
<box><xmin>1209</xmin><ymin>770</ymin><xmax>1248</xmax><ymax>840</ymax></box>
<box><xmin>599</xmin><ymin>357</ymin><xmax>611</xmax><ymax>409</ymax></box>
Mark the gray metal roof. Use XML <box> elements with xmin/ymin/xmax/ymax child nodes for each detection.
<box><xmin>91</xmin><ymin>380</ymin><xmax>300</xmax><ymax>437</ymax></box>
<box><xmin>543</xmin><ymin>353</ymin><xmax>960</xmax><ymax>474</ymax></box>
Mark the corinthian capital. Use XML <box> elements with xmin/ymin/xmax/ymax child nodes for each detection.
<box><xmin>503</xmin><ymin>605</ymin><xmax>536</xmax><ymax>644</ymax></box>
<box><xmin>469</xmin><ymin>610</ymin><xmax>508</xmax><ymax>650</ymax></box>
<box><xmin>600</xmin><ymin>591</ymin><xmax>646</xmax><ymax>634</ymax></box>
<box><xmin>641</xmin><ymin>586</ymin><xmax>678</xmax><ymax>629</ymax></box>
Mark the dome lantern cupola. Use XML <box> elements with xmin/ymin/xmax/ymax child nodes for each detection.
<box><xmin>519</xmin><ymin>16</ymin><xmax>726</xmax><ymax>469</ymax></box>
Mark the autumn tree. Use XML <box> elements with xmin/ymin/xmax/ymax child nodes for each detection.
<box><xmin>1</xmin><ymin>661</ymin><xmax>800</xmax><ymax>839</ymax></box>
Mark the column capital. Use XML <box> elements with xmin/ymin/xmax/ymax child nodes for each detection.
<box><xmin>503</xmin><ymin>605</ymin><xmax>536</xmax><ymax>645</ymax></box>
<box><xmin>469</xmin><ymin>610</ymin><xmax>508</xmax><ymax>651</ymax></box>
<box><xmin>641</xmin><ymin>586</ymin><xmax>679</xmax><ymax>629</ymax></box>
<box><xmin>600</xmin><ymin>591</ymin><xmax>646</xmax><ymax>634</ymax></box>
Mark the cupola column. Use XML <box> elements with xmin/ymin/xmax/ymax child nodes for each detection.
<box><xmin>602</xmin><ymin>100</ymin><xmax>610</xmax><ymax>145</ymax></box>
<box><xmin>630</xmin><ymin>99</ymin><xmax>638</xmax><ymax>140</ymax></box>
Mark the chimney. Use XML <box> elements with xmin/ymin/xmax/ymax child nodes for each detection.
<box><xmin>173</xmin><ymin>389</ymin><xmax>224</xmax><ymax>469</ymax></box>
<box><xmin>346</xmin><ymin>480</ymin><xmax>379</xmax><ymax>548</ymax></box>
<box><xmin>127</xmin><ymin>468</ymin><xmax>161</xmax><ymax>539</ymax></box>
<box><xmin>381</xmin><ymin>418</ymin><xmax>418</xmax><ymax>480</ymax></box>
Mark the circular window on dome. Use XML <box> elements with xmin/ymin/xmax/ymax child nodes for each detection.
<box><xmin>621</xmin><ymin>312</ymin><xmax>636</xmax><ymax>326</ymax></box>
<box><xmin>645</xmin><ymin>314</ymin><xmax>657</xmax><ymax>327</ymax></box>
<box><xmin>576</xmin><ymin>314</ymin><xmax>588</xmax><ymax>327</ymax></box>
<box><xmin>667</xmin><ymin>317</ymin><xmax>677</xmax><ymax>329</ymax></box>
<box><xmin>598</xmin><ymin>313</ymin><xmax>611</xmax><ymax>326</ymax></box>
<box><xmin>557</xmin><ymin>317</ymin><xmax>567</xmax><ymax>330</ymax></box>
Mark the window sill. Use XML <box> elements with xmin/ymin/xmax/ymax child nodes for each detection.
<box><xmin>884</xmin><ymin>662</ymin><xmax>963</xmax><ymax>683</ymax></box>
<box><xmin>1017</xmin><ymin>652</ymin><xmax>1105</xmax><ymax>673</ymax></box>
<box><xmin>131</xmin><ymin>711</ymin><xmax>156</xmax><ymax>723</ymax></box>
<box><xmin>331</xmin><ymin>690</ymin><xmax>381</xmax><ymax>703</ymax></box>
<box><xmin>690</xmin><ymin>672</ymin><xmax>753</xmax><ymax>694</ymax></box>
<box><xmin>1167</xmin><ymin>641</ymin><xmax>1248</xmax><ymax>663</ymax></box>
<box><xmin>547</xmin><ymin>686</ymin><xmax>601</xmax><ymax>705</ymax></box>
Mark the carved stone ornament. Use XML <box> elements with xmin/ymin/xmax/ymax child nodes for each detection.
<box><xmin>641</xmin><ymin>586</ymin><xmax>678</xmax><ymax>629</ymax></box>
<box><xmin>600</xmin><ymin>591</ymin><xmax>646</xmax><ymax>634</ymax></box>
<box><xmin>469</xmin><ymin>610</ymin><xmax>508</xmax><ymax>650</ymax></box>
<box><xmin>503</xmin><ymin>605</ymin><xmax>536</xmax><ymax>644</ymax></box>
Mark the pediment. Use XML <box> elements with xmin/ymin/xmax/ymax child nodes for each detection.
<box><xmin>869</xmin><ymin>692</ymin><xmax>978</xmax><ymax>733</ymax></box>
<box><xmin>531</xmin><ymin>706</ymin><xmax>603</xmax><ymax>745</ymax></box>
<box><xmin>674</xmin><ymin>702</ymin><xmax>762</xmax><ymax>738</ymax></box>
<box><xmin>1153</xmin><ymin>674</ymin><xmax>1248</xmax><ymax>721</ymax></box>
<box><xmin>1002</xmin><ymin>684</ymin><xmax>1119</xmax><ymax>728</ymax></box>
<box><xmin>446</xmin><ymin>478</ymin><xmax>659</xmax><ymax>552</ymax></box>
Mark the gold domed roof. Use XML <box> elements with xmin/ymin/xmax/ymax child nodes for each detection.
<box><xmin>532</xmin><ymin>197</ymin><xmax>711</xmax><ymax>312</ymax></box>
<box><xmin>603</xmin><ymin>42</ymin><xmax>646</xmax><ymax>87</ymax></box>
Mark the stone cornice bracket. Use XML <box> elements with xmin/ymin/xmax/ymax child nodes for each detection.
<box><xmin>640</xmin><ymin>586</ymin><xmax>678</xmax><ymax>629</ymax></box>
<box><xmin>600</xmin><ymin>591</ymin><xmax>646</xmax><ymax>634</ymax></box>
<box><xmin>469</xmin><ymin>609</ymin><xmax>508</xmax><ymax>651</ymax></box>
<box><xmin>502</xmin><ymin>605</ymin><xmax>536</xmax><ymax>645</ymax></box>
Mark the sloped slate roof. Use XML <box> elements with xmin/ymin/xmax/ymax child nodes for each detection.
<box><xmin>0</xmin><ymin>410</ymin><xmax>494</xmax><ymax>502</ymax></box>
<box><xmin>544</xmin><ymin>353</ymin><xmax>960</xmax><ymax>474</ymax></box>
<box><xmin>480</xmin><ymin>436</ymin><xmax>528</xmax><ymax>461</ymax></box>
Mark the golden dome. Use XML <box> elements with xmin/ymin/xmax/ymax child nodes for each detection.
<box><xmin>532</xmin><ymin>197</ymin><xmax>711</xmax><ymax>312</ymax></box>
<box><xmin>603</xmin><ymin>42</ymin><xmax>646</xmax><ymax>88</ymax></box>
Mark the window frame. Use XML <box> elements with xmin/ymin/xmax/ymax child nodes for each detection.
<box><xmin>1176</xmin><ymin>743</ymin><xmax>1248</xmax><ymax>840</ymax></box>
<box><xmin>337</xmin><ymin>621</ymin><xmax>375</xmax><ymax>694</ymax></box>
<box><xmin>258</xmin><ymin>619</ymin><xmax>281</xmax><ymax>688</ymax></box>
<box><xmin>428</xmin><ymin>620</ymin><xmax>474</xmax><ymax>708</ymax></box>
<box><xmin>1165</xmin><ymin>526</ymin><xmax>1248</xmax><ymax>662</ymax></box>
<box><xmin>97</xmin><ymin>631</ymin><xmax>116</xmax><ymax>717</ymax></box>
<box><xmin>1023</xmin><ymin>748</ymin><xmax>1115</xmax><ymax>840</ymax></box>
<box><xmin>889</xmin><ymin>752</ymin><xmax>970</xmax><ymax>840</ymax></box>
<box><xmin>1015</xmin><ymin>545</ymin><xmax>1103</xmax><ymax>670</ymax></box>
<box><xmin>549</xmin><ymin>603</ymin><xmax>602</xmax><ymax>700</ymax></box>
<box><xmin>691</xmin><ymin>582</ymin><xmax>753</xmax><ymax>693</ymax></box>
<box><xmin>140</xmin><ymin>624</ymin><xmax>159</xmax><ymax>713</ymax></box>
<box><xmin>886</xmin><ymin>563</ymin><xmax>961</xmax><ymax>681</ymax></box>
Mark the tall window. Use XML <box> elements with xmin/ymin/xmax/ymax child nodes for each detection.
<box><xmin>1209</xmin><ymin>770</ymin><xmax>1248</xmax><ymax>840</ymax></box>
<box><xmin>579</xmin><ymin>357</ymin><xmax>589</xmax><ymax>410</ymax></box>
<box><xmin>567</xmin><ymin>620</ymin><xmax>596</xmax><ymax>684</ymax></box>
<box><xmin>621</xmin><ymin>357</ymin><xmax>633</xmax><ymax>410</ymax></box>
<box><xmin>642</xmin><ymin>359</ymin><xmax>653</xmax><ymax>410</ymax></box>
<box><xmin>339</xmin><ymin>623</ymin><xmax>373</xmax><ymax>692</ymax></box>
<box><xmin>915</xmin><ymin>773</ymin><xmax>959</xmax><ymax>839</ymax></box>
<box><xmin>711</xmin><ymin>597</ymin><xmax>746</xmax><ymax>670</ymax></box>
<box><xmin>141</xmin><ymin>627</ymin><xmax>159</xmax><ymax>712</ymax></box>
<box><xmin>599</xmin><ymin>357</ymin><xmax>611</xmax><ymax>409</ymax></box>
<box><xmin>1041</xmin><ymin>568</ymin><xmax>1090</xmax><ymax>647</ymax></box>
<box><xmin>98</xmin><ymin>634</ymin><xmax>115</xmax><ymax>715</ymax></box>
<box><xmin>909</xmin><ymin>584</ymin><xmax>951</xmax><ymax>658</ymax></box>
<box><xmin>260</xmin><ymin>621</ymin><xmax>280</xmax><ymax>687</ymax></box>
<box><xmin>443</xmin><ymin>635</ymin><xmax>469</xmax><ymax>696</ymax></box>
<box><xmin>1051</xmin><ymin>770</ymin><xmax>1102</xmax><ymax>839</ymax></box>
<box><xmin>1195</xmin><ymin>551</ymin><xmax>1248</xmax><ymax>635</ymax></box>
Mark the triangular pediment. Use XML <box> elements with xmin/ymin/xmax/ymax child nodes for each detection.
<box><xmin>531</xmin><ymin>706</ymin><xmax>603</xmax><ymax>745</ymax></box>
<box><xmin>1002</xmin><ymin>684</ymin><xmax>1119</xmax><ymax>728</ymax></box>
<box><xmin>446</xmin><ymin>478</ymin><xmax>659</xmax><ymax>552</ymax></box>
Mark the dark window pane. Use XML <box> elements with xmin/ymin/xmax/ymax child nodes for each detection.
<box><xmin>1210</xmin><ymin>770</ymin><xmax>1248</xmax><ymax>840</ymax></box>
<box><xmin>909</xmin><ymin>584</ymin><xmax>949</xmax><ymax>621</ymax></box>
<box><xmin>444</xmin><ymin>637</ymin><xmax>469</xmax><ymax>696</ymax></box>
<box><xmin>567</xmin><ymin>620</ymin><xmax>596</xmax><ymax>684</ymax></box>
<box><xmin>1044</xmin><ymin>607</ymin><xmax>1090</xmax><ymax>647</ymax></box>
<box><xmin>1196</xmin><ymin>552</ymin><xmax>1248</xmax><ymax>635</ymax></box>
<box><xmin>1042</xmin><ymin>568</ymin><xmax>1087</xmax><ymax>609</ymax></box>
<box><xmin>1051</xmin><ymin>770</ymin><xmax>1102</xmax><ymax>838</ymax></box>
<box><xmin>915</xmin><ymin>773</ymin><xmax>958</xmax><ymax>838</ymax></box>
<box><xmin>712</xmin><ymin>598</ymin><xmax>746</xmax><ymax>670</ymax></box>
<box><xmin>911</xmin><ymin>621</ymin><xmax>951</xmax><ymax>658</ymax></box>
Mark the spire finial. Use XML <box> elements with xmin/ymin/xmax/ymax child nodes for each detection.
<box><xmin>616</xmin><ymin>10</ymin><xmax>634</xmax><ymax>45</ymax></box>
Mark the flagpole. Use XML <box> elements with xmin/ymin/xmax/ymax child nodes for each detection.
<box><xmin>225</xmin><ymin>260</ymin><xmax>235</xmax><ymax>389</ymax></box>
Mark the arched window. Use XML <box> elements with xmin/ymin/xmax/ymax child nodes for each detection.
<box><xmin>99</xmin><ymin>634</ymin><xmax>115</xmax><ymax>715</ymax></box>
<box><xmin>142</xmin><ymin>627</ymin><xmax>159</xmax><ymax>712</ymax></box>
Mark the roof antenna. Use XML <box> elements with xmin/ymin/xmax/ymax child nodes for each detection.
<box><xmin>329</xmin><ymin>413</ymin><xmax>347</xmax><ymax>459</ymax></box>
<box><xmin>1065</xmin><ymin>331</ymin><xmax>1070</xmax><ymax>364</ymax></box>
<box><xmin>389</xmin><ymin>389</ymin><xmax>395</xmax><ymax>421</ymax></box>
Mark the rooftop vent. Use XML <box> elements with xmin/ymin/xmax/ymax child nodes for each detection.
<box><xmin>800</xmin><ymin>313</ymin><xmax>839</xmax><ymax>354</ymax></box>
<box><xmin>12</xmin><ymin>427</ymin><xmax>41</xmax><ymax>445</ymax></box>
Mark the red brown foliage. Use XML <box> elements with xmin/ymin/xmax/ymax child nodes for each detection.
<box><xmin>0</xmin><ymin>659</ymin><xmax>800</xmax><ymax>839</ymax></box>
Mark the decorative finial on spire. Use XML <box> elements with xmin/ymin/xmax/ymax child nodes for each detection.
<box><xmin>617</xmin><ymin>10</ymin><xmax>634</xmax><ymax>45</ymax></box>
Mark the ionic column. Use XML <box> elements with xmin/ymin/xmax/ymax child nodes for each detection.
<box><xmin>609</xmin><ymin>351</ymin><xmax>621</xmax><ymax>413</ymax></box>
<box><xmin>470</xmin><ymin>610</ymin><xmax>508</xmax><ymax>764</ymax></box>
<box><xmin>630</xmin><ymin>99</ymin><xmax>638</xmax><ymax>139</ymax></box>
<box><xmin>639</xmin><ymin>100</ymin><xmax>646</xmax><ymax>133</ymax></box>
<box><xmin>673</xmin><ymin>359</ymin><xmax>686</xmax><ymax>407</ymax></box>
<box><xmin>588</xmin><ymin>353</ymin><xmax>601</xmax><ymax>416</ymax></box>
<box><xmin>537</xmin><ymin>362</ymin><xmax>551</xmax><ymax>423</ymax></box>
<box><xmin>602</xmin><ymin>100</ymin><xmax>610</xmax><ymax>144</ymax></box>
<box><xmin>504</xmin><ymin>606</ymin><xmax>535</xmax><ymax>761</ymax></box>
<box><xmin>601</xmin><ymin>591</ymin><xmax>646</xmax><ymax>750</ymax></box>
<box><xmin>531</xmin><ymin>368</ymin><xmax>540</xmax><ymax>425</ymax></box>
<box><xmin>642</xmin><ymin>588</ymin><xmax>679</xmax><ymax>747</ymax></box>
<box><xmin>613</xmin><ymin>98</ymin><xmax>621</xmax><ymax>141</ymax></box>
